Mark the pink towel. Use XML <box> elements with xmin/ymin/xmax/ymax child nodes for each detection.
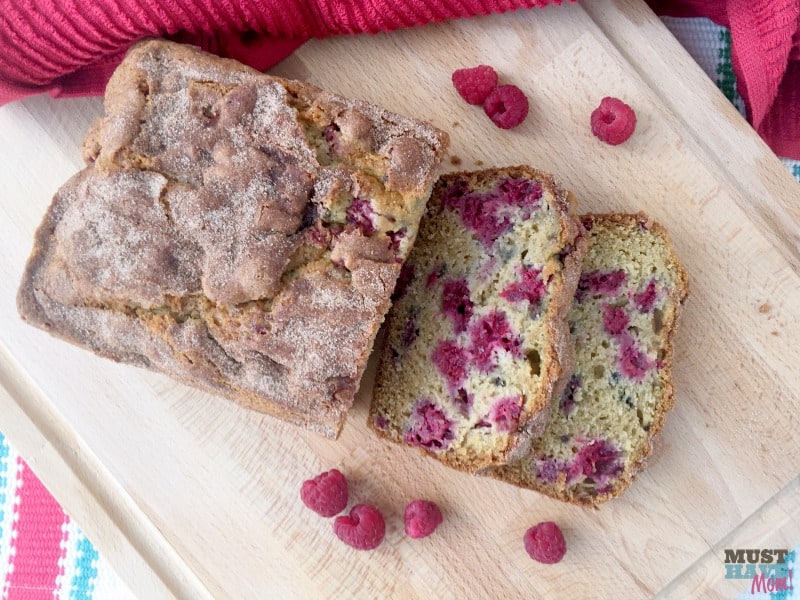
<box><xmin>0</xmin><ymin>0</ymin><xmax>797</xmax><ymax>159</ymax></box>
<box><xmin>648</xmin><ymin>0</ymin><xmax>800</xmax><ymax>160</ymax></box>
<box><xmin>0</xmin><ymin>0</ymin><xmax>560</xmax><ymax>103</ymax></box>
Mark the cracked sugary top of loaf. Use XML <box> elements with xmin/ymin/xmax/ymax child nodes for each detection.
<box><xmin>17</xmin><ymin>39</ymin><xmax>449</xmax><ymax>438</ymax></box>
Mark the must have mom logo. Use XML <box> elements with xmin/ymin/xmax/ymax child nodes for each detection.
<box><xmin>724</xmin><ymin>548</ymin><xmax>794</xmax><ymax>594</ymax></box>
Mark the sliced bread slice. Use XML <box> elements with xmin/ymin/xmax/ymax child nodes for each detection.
<box><xmin>490</xmin><ymin>213</ymin><xmax>689</xmax><ymax>504</ymax></box>
<box><xmin>370</xmin><ymin>167</ymin><xmax>588</xmax><ymax>471</ymax></box>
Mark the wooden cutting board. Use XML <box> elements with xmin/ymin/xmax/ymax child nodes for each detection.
<box><xmin>1</xmin><ymin>1</ymin><xmax>798</xmax><ymax>597</ymax></box>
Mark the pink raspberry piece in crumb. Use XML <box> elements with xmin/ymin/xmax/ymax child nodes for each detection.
<box><xmin>499</xmin><ymin>177</ymin><xmax>543</xmax><ymax>210</ymax></box>
<box><xmin>431</xmin><ymin>340</ymin><xmax>470</xmax><ymax>390</ymax></box>
<box><xmin>333</xmin><ymin>504</ymin><xmax>386</xmax><ymax>550</ymax></box>
<box><xmin>440</xmin><ymin>181</ymin><xmax>513</xmax><ymax>246</ymax></box>
<box><xmin>591</xmin><ymin>97</ymin><xmax>637</xmax><ymax>145</ymax></box>
<box><xmin>634</xmin><ymin>279</ymin><xmax>658</xmax><ymax>313</ymax></box>
<box><xmin>404</xmin><ymin>500</ymin><xmax>444</xmax><ymax>539</ymax></box>
<box><xmin>346</xmin><ymin>198</ymin><xmax>376</xmax><ymax>236</ymax></box>
<box><xmin>602</xmin><ymin>304</ymin><xmax>629</xmax><ymax>336</ymax></box>
<box><xmin>401</xmin><ymin>314</ymin><xmax>419</xmax><ymax>348</ymax></box>
<box><xmin>391</xmin><ymin>263</ymin><xmax>415</xmax><ymax>302</ymax></box>
<box><xmin>618</xmin><ymin>336</ymin><xmax>654</xmax><ymax>380</ymax></box>
<box><xmin>500</xmin><ymin>266</ymin><xmax>546</xmax><ymax>308</ymax></box>
<box><xmin>484</xmin><ymin>85</ymin><xmax>529</xmax><ymax>130</ymax></box>
<box><xmin>469</xmin><ymin>311</ymin><xmax>522</xmax><ymax>372</ymax></box>
<box><xmin>577</xmin><ymin>269</ymin><xmax>627</xmax><ymax>300</ymax></box>
<box><xmin>559</xmin><ymin>374</ymin><xmax>581</xmax><ymax>416</ymax></box>
<box><xmin>386</xmin><ymin>228</ymin><xmax>406</xmax><ymax>253</ymax></box>
<box><xmin>489</xmin><ymin>396</ymin><xmax>522</xmax><ymax>432</ymax></box>
<box><xmin>569</xmin><ymin>439</ymin><xmax>623</xmax><ymax>483</ymax></box>
<box><xmin>452</xmin><ymin>65</ymin><xmax>498</xmax><ymax>105</ymax></box>
<box><xmin>300</xmin><ymin>469</ymin><xmax>348</xmax><ymax>518</ymax></box>
<box><xmin>453</xmin><ymin>387</ymin><xmax>474</xmax><ymax>415</ymax></box>
<box><xmin>524</xmin><ymin>522</ymin><xmax>567</xmax><ymax>564</ymax></box>
<box><xmin>404</xmin><ymin>400</ymin><xmax>456</xmax><ymax>450</ymax></box>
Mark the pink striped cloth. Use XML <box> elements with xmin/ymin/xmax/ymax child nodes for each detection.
<box><xmin>0</xmin><ymin>434</ymin><xmax>135</xmax><ymax>599</ymax></box>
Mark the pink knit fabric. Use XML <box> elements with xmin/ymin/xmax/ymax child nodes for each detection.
<box><xmin>648</xmin><ymin>0</ymin><xmax>800</xmax><ymax>159</ymax></box>
<box><xmin>0</xmin><ymin>1</ymin><xmax>797</xmax><ymax>157</ymax></box>
<box><xmin>0</xmin><ymin>0</ymin><xmax>561</xmax><ymax>103</ymax></box>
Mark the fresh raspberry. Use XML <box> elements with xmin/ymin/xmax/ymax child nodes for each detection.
<box><xmin>524</xmin><ymin>521</ymin><xmax>567</xmax><ymax>564</ymax></box>
<box><xmin>452</xmin><ymin>65</ymin><xmax>498</xmax><ymax>105</ymax></box>
<box><xmin>404</xmin><ymin>500</ymin><xmax>443</xmax><ymax>539</ymax></box>
<box><xmin>591</xmin><ymin>97</ymin><xmax>637</xmax><ymax>145</ymax></box>
<box><xmin>483</xmin><ymin>85</ymin><xmax>529</xmax><ymax>130</ymax></box>
<box><xmin>333</xmin><ymin>504</ymin><xmax>386</xmax><ymax>550</ymax></box>
<box><xmin>300</xmin><ymin>469</ymin><xmax>348</xmax><ymax>518</ymax></box>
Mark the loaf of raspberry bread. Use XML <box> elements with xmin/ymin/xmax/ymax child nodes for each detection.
<box><xmin>490</xmin><ymin>213</ymin><xmax>688</xmax><ymax>505</ymax></box>
<box><xmin>370</xmin><ymin>167</ymin><xmax>589</xmax><ymax>471</ymax></box>
<box><xmin>17</xmin><ymin>40</ymin><xmax>448</xmax><ymax>438</ymax></box>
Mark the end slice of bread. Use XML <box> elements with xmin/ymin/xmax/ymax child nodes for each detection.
<box><xmin>370</xmin><ymin>167</ymin><xmax>588</xmax><ymax>471</ymax></box>
<box><xmin>490</xmin><ymin>213</ymin><xmax>689</xmax><ymax>505</ymax></box>
<box><xmin>16</xmin><ymin>40</ymin><xmax>449</xmax><ymax>438</ymax></box>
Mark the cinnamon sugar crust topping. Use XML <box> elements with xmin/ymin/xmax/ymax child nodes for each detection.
<box><xmin>18</xmin><ymin>40</ymin><xmax>448</xmax><ymax>438</ymax></box>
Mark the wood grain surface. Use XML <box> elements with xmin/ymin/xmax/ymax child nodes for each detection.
<box><xmin>1</xmin><ymin>1</ymin><xmax>798</xmax><ymax>598</ymax></box>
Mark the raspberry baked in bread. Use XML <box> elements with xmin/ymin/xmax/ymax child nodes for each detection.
<box><xmin>491</xmin><ymin>213</ymin><xmax>688</xmax><ymax>505</ymax></box>
<box><xmin>17</xmin><ymin>40</ymin><xmax>448</xmax><ymax>438</ymax></box>
<box><xmin>370</xmin><ymin>167</ymin><xmax>588</xmax><ymax>471</ymax></box>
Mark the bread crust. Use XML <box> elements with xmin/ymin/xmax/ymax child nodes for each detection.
<box><xmin>17</xmin><ymin>40</ymin><xmax>448</xmax><ymax>438</ymax></box>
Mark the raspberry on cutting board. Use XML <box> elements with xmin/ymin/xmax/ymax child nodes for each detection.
<box><xmin>590</xmin><ymin>97</ymin><xmax>637</xmax><ymax>145</ymax></box>
<box><xmin>333</xmin><ymin>504</ymin><xmax>386</xmax><ymax>550</ymax></box>
<box><xmin>452</xmin><ymin>65</ymin><xmax>499</xmax><ymax>105</ymax></box>
<box><xmin>403</xmin><ymin>500</ymin><xmax>444</xmax><ymax>539</ymax></box>
<box><xmin>483</xmin><ymin>85</ymin><xmax>529</xmax><ymax>130</ymax></box>
<box><xmin>524</xmin><ymin>521</ymin><xmax>567</xmax><ymax>564</ymax></box>
<box><xmin>300</xmin><ymin>469</ymin><xmax>349</xmax><ymax>517</ymax></box>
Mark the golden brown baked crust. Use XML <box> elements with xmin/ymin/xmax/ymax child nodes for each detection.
<box><xmin>370</xmin><ymin>166</ymin><xmax>588</xmax><ymax>471</ymax></box>
<box><xmin>17</xmin><ymin>39</ymin><xmax>448</xmax><ymax>438</ymax></box>
<box><xmin>489</xmin><ymin>212</ymin><xmax>689</xmax><ymax>505</ymax></box>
